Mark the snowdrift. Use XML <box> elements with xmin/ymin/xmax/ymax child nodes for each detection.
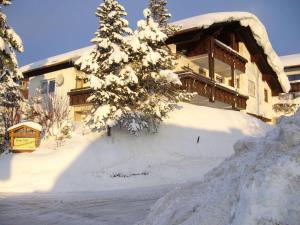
<box><xmin>0</xmin><ymin>103</ymin><xmax>270</xmax><ymax>193</ymax></box>
<box><xmin>138</xmin><ymin>109</ymin><xmax>300</xmax><ymax>225</ymax></box>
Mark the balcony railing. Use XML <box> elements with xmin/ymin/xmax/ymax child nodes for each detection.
<box><xmin>177</xmin><ymin>68</ymin><xmax>248</xmax><ymax>110</ymax></box>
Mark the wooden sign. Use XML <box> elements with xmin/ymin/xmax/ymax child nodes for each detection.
<box><xmin>8</xmin><ymin>122</ymin><xmax>42</xmax><ymax>153</ymax></box>
<box><xmin>14</xmin><ymin>138</ymin><xmax>36</xmax><ymax>150</ymax></box>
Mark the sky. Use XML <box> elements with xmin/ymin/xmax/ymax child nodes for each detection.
<box><xmin>4</xmin><ymin>0</ymin><xmax>300</xmax><ymax>66</ymax></box>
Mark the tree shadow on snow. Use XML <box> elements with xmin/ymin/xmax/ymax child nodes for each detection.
<box><xmin>51</xmin><ymin>123</ymin><xmax>246</xmax><ymax>192</ymax></box>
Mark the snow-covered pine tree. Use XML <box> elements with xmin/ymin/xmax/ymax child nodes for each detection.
<box><xmin>0</xmin><ymin>0</ymin><xmax>24</xmax><ymax>140</ymax></box>
<box><xmin>76</xmin><ymin>0</ymin><xmax>139</xmax><ymax>135</ymax></box>
<box><xmin>127</xmin><ymin>9</ymin><xmax>192</xmax><ymax>133</ymax></box>
<box><xmin>149</xmin><ymin>0</ymin><xmax>170</xmax><ymax>27</ymax></box>
<box><xmin>148</xmin><ymin>0</ymin><xmax>179</xmax><ymax>36</ymax></box>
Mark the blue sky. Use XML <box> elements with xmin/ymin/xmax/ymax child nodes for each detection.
<box><xmin>4</xmin><ymin>0</ymin><xmax>300</xmax><ymax>66</ymax></box>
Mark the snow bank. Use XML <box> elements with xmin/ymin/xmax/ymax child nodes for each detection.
<box><xmin>172</xmin><ymin>11</ymin><xmax>290</xmax><ymax>93</ymax></box>
<box><xmin>138</xmin><ymin>109</ymin><xmax>300</xmax><ymax>225</ymax></box>
<box><xmin>281</xmin><ymin>53</ymin><xmax>300</xmax><ymax>68</ymax></box>
<box><xmin>0</xmin><ymin>103</ymin><xmax>270</xmax><ymax>193</ymax></box>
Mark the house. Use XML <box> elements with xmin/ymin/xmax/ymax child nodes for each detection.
<box><xmin>20</xmin><ymin>12</ymin><xmax>290</xmax><ymax>123</ymax></box>
<box><xmin>280</xmin><ymin>54</ymin><xmax>300</xmax><ymax>99</ymax></box>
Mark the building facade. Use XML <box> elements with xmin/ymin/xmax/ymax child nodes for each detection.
<box><xmin>20</xmin><ymin>12</ymin><xmax>290</xmax><ymax>123</ymax></box>
<box><xmin>281</xmin><ymin>54</ymin><xmax>300</xmax><ymax>98</ymax></box>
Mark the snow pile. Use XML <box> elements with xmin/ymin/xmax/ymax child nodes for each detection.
<box><xmin>0</xmin><ymin>103</ymin><xmax>270</xmax><ymax>193</ymax></box>
<box><xmin>138</xmin><ymin>109</ymin><xmax>300</xmax><ymax>225</ymax></box>
<box><xmin>281</xmin><ymin>53</ymin><xmax>300</xmax><ymax>68</ymax></box>
<box><xmin>172</xmin><ymin>11</ymin><xmax>290</xmax><ymax>93</ymax></box>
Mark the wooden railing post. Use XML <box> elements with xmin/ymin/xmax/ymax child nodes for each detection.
<box><xmin>231</xmin><ymin>62</ymin><xmax>237</xmax><ymax>109</ymax></box>
<box><xmin>208</xmin><ymin>36</ymin><xmax>215</xmax><ymax>102</ymax></box>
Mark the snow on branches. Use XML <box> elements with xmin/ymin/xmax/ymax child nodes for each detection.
<box><xmin>76</xmin><ymin>1</ymin><xmax>192</xmax><ymax>135</ymax></box>
<box><xmin>126</xmin><ymin>8</ymin><xmax>193</xmax><ymax>133</ymax></box>
<box><xmin>148</xmin><ymin>0</ymin><xmax>180</xmax><ymax>36</ymax></box>
<box><xmin>0</xmin><ymin>1</ymin><xmax>24</xmax><ymax>140</ymax></box>
<box><xmin>76</xmin><ymin>0</ymin><xmax>138</xmax><ymax>133</ymax></box>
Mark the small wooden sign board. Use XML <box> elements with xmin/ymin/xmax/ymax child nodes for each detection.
<box><xmin>8</xmin><ymin>122</ymin><xmax>42</xmax><ymax>153</ymax></box>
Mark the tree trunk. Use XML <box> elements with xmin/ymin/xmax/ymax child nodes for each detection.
<box><xmin>107</xmin><ymin>126</ymin><xmax>111</xmax><ymax>137</ymax></box>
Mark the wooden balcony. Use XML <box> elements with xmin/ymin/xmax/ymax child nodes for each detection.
<box><xmin>178</xmin><ymin>36</ymin><xmax>248</xmax><ymax>77</ymax></box>
<box><xmin>178</xmin><ymin>69</ymin><xmax>248</xmax><ymax>110</ymax></box>
<box><xmin>68</xmin><ymin>87</ymin><xmax>93</xmax><ymax>106</ymax></box>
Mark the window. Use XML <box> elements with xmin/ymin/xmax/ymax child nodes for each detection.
<box><xmin>49</xmin><ymin>80</ymin><xmax>55</xmax><ymax>93</ymax></box>
<box><xmin>264</xmin><ymin>89</ymin><xmax>268</xmax><ymax>103</ymax></box>
<box><xmin>248</xmin><ymin>80</ymin><xmax>256</xmax><ymax>97</ymax></box>
<box><xmin>41</xmin><ymin>80</ymin><xmax>55</xmax><ymax>94</ymax></box>
<box><xmin>41</xmin><ymin>80</ymin><xmax>48</xmax><ymax>94</ymax></box>
<box><xmin>288</xmin><ymin>74</ymin><xmax>300</xmax><ymax>81</ymax></box>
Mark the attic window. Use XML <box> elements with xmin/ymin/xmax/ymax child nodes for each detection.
<box><xmin>264</xmin><ymin>89</ymin><xmax>268</xmax><ymax>103</ymax></box>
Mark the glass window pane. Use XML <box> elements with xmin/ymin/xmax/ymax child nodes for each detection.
<box><xmin>49</xmin><ymin>80</ymin><xmax>55</xmax><ymax>93</ymax></box>
<box><xmin>41</xmin><ymin>81</ymin><xmax>48</xmax><ymax>94</ymax></box>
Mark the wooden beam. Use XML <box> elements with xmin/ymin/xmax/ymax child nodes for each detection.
<box><xmin>23</xmin><ymin>61</ymin><xmax>74</xmax><ymax>78</ymax></box>
<box><xmin>208</xmin><ymin>36</ymin><xmax>216</xmax><ymax>102</ymax></box>
<box><xmin>262</xmin><ymin>73</ymin><xmax>272</xmax><ymax>82</ymax></box>
<box><xmin>251</xmin><ymin>54</ymin><xmax>260</xmax><ymax>63</ymax></box>
<box><xmin>231</xmin><ymin>62</ymin><xmax>237</xmax><ymax>109</ymax></box>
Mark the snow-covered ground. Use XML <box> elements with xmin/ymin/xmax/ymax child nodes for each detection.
<box><xmin>0</xmin><ymin>103</ymin><xmax>270</xmax><ymax>193</ymax></box>
<box><xmin>138</xmin><ymin>110</ymin><xmax>300</xmax><ymax>225</ymax></box>
<box><xmin>0</xmin><ymin>185</ymin><xmax>171</xmax><ymax>225</ymax></box>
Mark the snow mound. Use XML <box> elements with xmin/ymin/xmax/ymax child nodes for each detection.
<box><xmin>138</xmin><ymin>109</ymin><xmax>300</xmax><ymax>225</ymax></box>
<box><xmin>0</xmin><ymin>103</ymin><xmax>270</xmax><ymax>193</ymax></box>
<box><xmin>172</xmin><ymin>11</ymin><xmax>290</xmax><ymax>93</ymax></box>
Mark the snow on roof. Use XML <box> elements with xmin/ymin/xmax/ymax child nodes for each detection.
<box><xmin>20</xmin><ymin>46</ymin><xmax>94</xmax><ymax>73</ymax></box>
<box><xmin>8</xmin><ymin>121</ymin><xmax>42</xmax><ymax>132</ymax></box>
<box><xmin>172</xmin><ymin>11</ymin><xmax>290</xmax><ymax>93</ymax></box>
<box><xmin>20</xmin><ymin>11</ymin><xmax>290</xmax><ymax>92</ymax></box>
<box><xmin>280</xmin><ymin>53</ymin><xmax>300</xmax><ymax>68</ymax></box>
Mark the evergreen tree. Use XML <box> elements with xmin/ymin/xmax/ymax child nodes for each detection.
<box><xmin>149</xmin><ymin>0</ymin><xmax>170</xmax><ymax>27</ymax></box>
<box><xmin>127</xmin><ymin>9</ymin><xmax>192</xmax><ymax>133</ymax></box>
<box><xmin>148</xmin><ymin>0</ymin><xmax>179</xmax><ymax>36</ymax></box>
<box><xmin>76</xmin><ymin>0</ymin><xmax>139</xmax><ymax>134</ymax></box>
<box><xmin>0</xmin><ymin>0</ymin><xmax>24</xmax><ymax>140</ymax></box>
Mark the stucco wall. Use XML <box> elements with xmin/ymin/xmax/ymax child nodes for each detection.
<box><xmin>28</xmin><ymin>67</ymin><xmax>81</xmax><ymax>97</ymax></box>
<box><xmin>28</xmin><ymin>67</ymin><xmax>85</xmax><ymax>120</ymax></box>
<box><xmin>238</xmin><ymin>42</ymin><xmax>274</xmax><ymax>120</ymax></box>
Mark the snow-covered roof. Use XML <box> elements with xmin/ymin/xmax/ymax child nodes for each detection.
<box><xmin>171</xmin><ymin>11</ymin><xmax>290</xmax><ymax>93</ymax></box>
<box><xmin>280</xmin><ymin>53</ymin><xmax>300</xmax><ymax>68</ymax></box>
<box><xmin>20</xmin><ymin>46</ymin><xmax>94</xmax><ymax>73</ymax></box>
<box><xmin>8</xmin><ymin>121</ymin><xmax>42</xmax><ymax>132</ymax></box>
<box><xmin>20</xmin><ymin>11</ymin><xmax>290</xmax><ymax>92</ymax></box>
